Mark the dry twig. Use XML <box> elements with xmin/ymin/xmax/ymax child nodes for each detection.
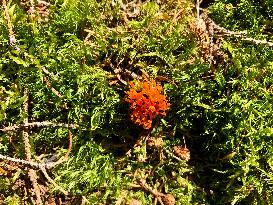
<box><xmin>2</xmin><ymin>0</ymin><xmax>20</xmax><ymax>51</ymax></box>
<box><xmin>0</xmin><ymin>154</ymin><xmax>48</xmax><ymax>169</ymax></box>
<box><xmin>40</xmin><ymin>166</ymin><xmax>68</xmax><ymax>195</ymax></box>
<box><xmin>46</xmin><ymin>130</ymin><xmax>73</xmax><ymax>168</ymax></box>
<box><xmin>165</xmin><ymin>149</ymin><xmax>182</xmax><ymax>162</ymax></box>
<box><xmin>2</xmin><ymin>0</ymin><xmax>56</xmax><ymax>80</ymax></box>
<box><xmin>22</xmin><ymin>89</ymin><xmax>43</xmax><ymax>205</ymax></box>
<box><xmin>0</xmin><ymin>121</ymin><xmax>80</xmax><ymax>132</ymax></box>
<box><xmin>196</xmin><ymin>0</ymin><xmax>203</xmax><ymax>18</ymax></box>
<box><xmin>0</xmin><ymin>100</ymin><xmax>73</xmax><ymax>202</ymax></box>
<box><xmin>0</xmin><ymin>129</ymin><xmax>72</xmax><ymax>198</ymax></box>
<box><xmin>41</xmin><ymin>67</ymin><xmax>58</xmax><ymax>79</ymax></box>
<box><xmin>0</xmin><ymin>130</ymin><xmax>73</xmax><ymax>169</ymax></box>
<box><xmin>137</xmin><ymin>179</ymin><xmax>164</xmax><ymax>205</ymax></box>
<box><xmin>200</xmin><ymin>12</ymin><xmax>273</xmax><ymax>47</ymax></box>
<box><xmin>43</xmin><ymin>76</ymin><xmax>64</xmax><ymax>98</ymax></box>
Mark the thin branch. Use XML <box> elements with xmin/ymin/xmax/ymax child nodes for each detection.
<box><xmin>40</xmin><ymin>166</ymin><xmax>68</xmax><ymax>195</ymax></box>
<box><xmin>0</xmin><ymin>154</ymin><xmax>45</xmax><ymax>169</ymax></box>
<box><xmin>2</xmin><ymin>0</ymin><xmax>63</xmax><ymax>96</ymax></box>
<box><xmin>165</xmin><ymin>149</ymin><xmax>182</xmax><ymax>162</ymax></box>
<box><xmin>43</xmin><ymin>76</ymin><xmax>63</xmax><ymax>98</ymax></box>
<box><xmin>2</xmin><ymin>0</ymin><xmax>20</xmax><ymax>51</ymax></box>
<box><xmin>22</xmin><ymin>90</ymin><xmax>31</xmax><ymax>160</ymax></box>
<box><xmin>22</xmin><ymin>89</ymin><xmax>43</xmax><ymax>205</ymax></box>
<box><xmin>0</xmin><ymin>153</ymin><xmax>66</xmax><ymax>170</ymax></box>
<box><xmin>41</xmin><ymin>67</ymin><xmax>57</xmax><ymax>79</ymax></box>
<box><xmin>173</xmin><ymin>9</ymin><xmax>183</xmax><ymax>23</ymax></box>
<box><xmin>196</xmin><ymin>0</ymin><xmax>203</xmax><ymax>19</ymax></box>
<box><xmin>45</xmin><ymin>130</ymin><xmax>73</xmax><ymax>169</ymax></box>
<box><xmin>137</xmin><ymin>179</ymin><xmax>164</xmax><ymax>205</ymax></box>
<box><xmin>2</xmin><ymin>0</ymin><xmax>57</xmax><ymax>77</ymax></box>
<box><xmin>200</xmin><ymin>12</ymin><xmax>273</xmax><ymax>47</ymax></box>
<box><xmin>0</xmin><ymin>129</ymin><xmax>72</xmax><ymax>169</ymax></box>
<box><xmin>0</xmin><ymin>121</ymin><xmax>80</xmax><ymax>132</ymax></box>
<box><xmin>138</xmin><ymin>179</ymin><xmax>163</xmax><ymax>197</ymax></box>
<box><xmin>223</xmin><ymin>34</ymin><xmax>273</xmax><ymax>47</ymax></box>
<box><xmin>0</xmin><ymin>155</ymin><xmax>69</xmax><ymax>196</ymax></box>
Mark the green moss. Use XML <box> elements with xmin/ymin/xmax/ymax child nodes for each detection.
<box><xmin>1</xmin><ymin>0</ymin><xmax>273</xmax><ymax>204</ymax></box>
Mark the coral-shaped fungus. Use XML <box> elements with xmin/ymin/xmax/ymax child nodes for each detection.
<box><xmin>125</xmin><ymin>79</ymin><xmax>170</xmax><ymax>129</ymax></box>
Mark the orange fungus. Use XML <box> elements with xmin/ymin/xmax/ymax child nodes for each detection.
<box><xmin>125</xmin><ymin>79</ymin><xmax>170</xmax><ymax>129</ymax></box>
